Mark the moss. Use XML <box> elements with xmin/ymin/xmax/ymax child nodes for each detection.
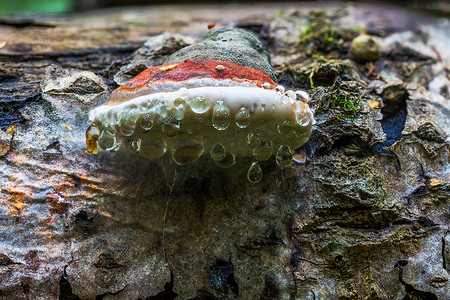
<box><xmin>310</xmin><ymin>77</ymin><xmax>364</xmax><ymax>121</ymax></box>
<box><xmin>276</xmin><ymin>58</ymin><xmax>362</xmax><ymax>92</ymax></box>
<box><xmin>298</xmin><ymin>19</ymin><xmax>338</xmax><ymax>53</ymax></box>
<box><xmin>296</xmin><ymin>17</ymin><xmax>357</xmax><ymax>57</ymax></box>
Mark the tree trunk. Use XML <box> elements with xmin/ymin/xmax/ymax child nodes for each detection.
<box><xmin>0</xmin><ymin>3</ymin><xmax>448</xmax><ymax>299</ymax></box>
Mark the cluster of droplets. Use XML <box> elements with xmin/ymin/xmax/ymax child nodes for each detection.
<box><xmin>86</xmin><ymin>84</ymin><xmax>312</xmax><ymax>183</ymax></box>
<box><xmin>242</xmin><ymin>85</ymin><xmax>311</xmax><ymax>183</ymax></box>
<box><xmin>244</xmin><ymin>131</ymin><xmax>294</xmax><ymax>183</ymax></box>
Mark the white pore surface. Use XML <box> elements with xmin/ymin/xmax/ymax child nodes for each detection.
<box><xmin>92</xmin><ymin>86</ymin><xmax>313</xmax><ymax>122</ymax></box>
<box><xmin>90</xmin><ymin>85</ymin><xmax>315</xmax><ymax>160</ymax></box>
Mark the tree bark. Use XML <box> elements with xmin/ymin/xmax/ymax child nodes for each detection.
<box><xmin>0</xmin><ymin>3</ymin><xmax>448</xmax><ymax>299</ymax></box>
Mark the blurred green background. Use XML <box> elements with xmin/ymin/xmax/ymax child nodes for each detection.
<box><xmin>0</xmin><ymin>0</ymin><xmax>448</xmax><ymax>14</ymax></box>
<box><xmin>0</xmin><ymin>0</ymin><xmax>73</xmax><ymax>13</ymax></box>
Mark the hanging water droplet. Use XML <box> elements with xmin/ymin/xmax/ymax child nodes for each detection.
<box><xmin>277</xmin><ymin>120</ymin><xmax>292</xmax><ymax>135</ymax></box>
<box><xmin>85</xmin><ymin>123</ymin><xmax>100</xmax><ymax>154</ymax></box>
<box><xmin>98</xmin><ymin>112</ymin><xmax>108</xmax><ymax>127</ymax></box>
<box><xmin>247</xmin><ymin>132</ymin><xmax>261</xmax><ymax>148</ymax></box>
<box><xmin>106</xmin><ymin>108</ymin><xmax>121</xmax><ymax>126</ymax></box>
<box><xmin>140</xmin><ymin>138</ymin><xmax>167</xmax><ymax>160</ymax></box>
<box><xmin>120</xmin><ymin>107</ymin><xmax>139</xmax><ymax>136</ymax></box>
<box><xmin>140</xmin><ymin>112</ymin><xmax>155</xmax><ymax>130</ymax></box>
<box><xmin>296</xmin><ymin>111</ymin><xmax>311</xmax><ymax>127</ymax></box>
<box><xmin>171</xmin><ymin>138</ymin><xmax>204</xmax><ymax>165</ymax></box>
<box><xmin>276</xmin><ymin>145</ymin><xmax>292</xmax><ymax>168</ymax></box>
<box><xmin>212</xmin><ymin>100</ymin><xmax>230</xmax><ymax>131</ymax></box>
<box><xmin>139</xmin><ymin>102</ymin><xmax>148</xmax><ymax>112</ymax></box>
<box><xmin>173</xmin><ymin>108</ymin><xmax>185</xmax><ymax>120</ymax></box>
<box><xmin>215</xmin><ymin>152</ymin><xmax>236</xmax><ymax>168</ymax></box>
<box><xmin>123</xmin><ymin>138</ymin><xmax>141</xmax><ymax>154</ymax></box>
<box><xmin>155</xmin><ymin>103</ymin><xmax>167</xmax><ymax>119</ymax></box>
<box><xmin>235</xmin><ymin>107</ymin><xmax>251</xmax><ymax>128</ymax></box>
<box><xmin>172</xmin><ymin>98</ymin><xmax>186</xmax><ymax>120</ymax></box>
<box><xmin>98</xmin><ymin>129</ymin><xmax>118</xmax><ymax>151</ymax></box>
<box><xmin>189</xmin><ymin>96</ymin><xmax>211</xmax><ymax>114</ymax></box>
<box><xmin>88</xmin><ymin>110</ymin><xmax>96</xmax><ymax>122</ymax></box>
<box><xmin>162</xmin><ymin>121</ymin><xmax>180</xmax><ymax>137</ymax></box>
<box><xmin>293</xmin><ymin>102</ymin><xmax>311</xmax><ymax>126</ymax></box>
<box><xmin>210</xmin><ymin>143</ymin><xmax>226</xmax><ymax>161</ymax></box>
<box><xmin>247</xmin><ymin>162</ymin><xmax>263</xmax><ymax>183</ymax></box>
<box><xmin>130</xmin><ymin>138</ymin><xmax>141</xmax><ymax>152</ymax></box>
<box><xmin>139</xmin><ymin>100</ymin><xmax>155</xmax><ymax>113</ymax></box>
<box><xmin>174</xmin><ymin>98</ymin><xmax>185</xmax><ymax>108</ymax></box>
<box><xmin>252</xmin><ymin>136</ymin><xmax>273</xmax><ymax>161</ymax></box>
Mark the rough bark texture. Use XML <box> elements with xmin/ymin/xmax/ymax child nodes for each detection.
<box><xmin>0</xmin><ymin>3</ymin><xmax>449</xmax><ymax>300</ymax></box>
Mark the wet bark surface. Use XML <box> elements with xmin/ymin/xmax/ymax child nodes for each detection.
<box><xmin>0</xmin><ymin>3</ymin><xmax>449</xmax><ymax>299</ymax></box>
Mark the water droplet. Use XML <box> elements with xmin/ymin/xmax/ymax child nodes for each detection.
<box><xmin>178</xmin><ymin>87</ymin><xmax>188</xmax><ymax>98</ymax></box>
<box><xmin>88</xmin><ymin>110</ymin><xmax>96</xmax><ymax>122</ymax></box>
<box><xmin>98</xmin><ymin>129</ymin><xmax>118</xmax><ymax>151</ymax></box>
<box><xmin>247</xmin><ymin>162</ymin><xmax>263</xmax><ymax>183</ymax></box>
<box><xmin>235</xmin><ymin>107</ymin><xmax>251</xmax><ymax>128</ymax></box>
<box><xmin>210</xmin><ymin>143</ymin><xmax>226</xmax><ymax>161</ymax></box>
<box><xmin>155</xmin><ymin>104</ymin><xmax>167</xmax><ymax>119</ymax></box>
<box><xmin>172</xmin><ymin>98</ymin><xmax>186</xmax><ymax>120</ymax></box>
<box><xmin>174</xmin><ymin>98</ymin><xmax>185</xmax><ymax>108</ymax></box>
<box><xmin>85</xmin><ymin>123</ymin><xmax>100</xmax><ymax>154</ymax></box>
<box><xmin>140</xmin><ymin>112</ymin><xmax>155</xmax><ymax>130</ymax></box>
<box><xmin>123</xmin><ymin>138</ymin><xmax>141</xmax><ymax>154</ymax></box>
<box><xmin>262</xmin><ymin>82</ymin><xmax>270</xmax><ymax>89</ymax></box>
<box><xmin>106</xmin><ymin>108</ymin><xmax>121</xmax><ymax>126</ymax></box>
<box><xmin>130</xmin><ymin>138</ymin><xmax>141</xmax><ymax>152</ymax></box>
<box><xmin>120</xmin><ymin>107</ymin><xmax>139</xmax><ymax>136</ymax></box>
<box><xmin>97</xmin><ymin>112</ymin><xmax>108</xmax><ymax>126</ymax></box>
<box><xmin>247</xmin><ymin>132</ymin><xmax>261</xmax><ymax>148</ymax></box>
<box><xmin>190</xmin><ymin>96</ymin><xmax>211</xmax><ymax>114</ymax></box>
<box><xmin>215</xmin><ymin>152</ymin><xmax>235</xmax><ymax>168</ymax></box>
<box><xmin>139</xmin><ymin>100</ymin><xmax>155</xmax><ymax>113</ymax></box>
<box><xmin>252</xmin><ymin>136</ymin><xmax>273</xmax><ymax>161</ymax></box>
<box><xmin>162</xmin><ymin>121</ymin><xmax>180</xmax><ymax>137</ymax></box>
<box><xmin>277</xmin><ymin>120</ymin><xmax>293</xmax><ymax>135</ymax></box>
<box><xmin>293</xmin><ymin>102</ymin><xmax>311</xmax><ymax>126</ymax></box>
<box><xmin>275</xmin><ymin>85</ymin><xmax>285</xmax><ymax>93</ymax></box>
<box><xmin>295</xmin><ymin>90</ymin><xmax>310</xmax><ymax>102</ymax></box>
<box><xmin>171</xmin><ymin>138</ymin><xmax>204</xmax><ymax>165</ymax></box>
<box><xmin>173</xmin><ymin>108</ymin><xmax>185</xmax><ymax>120</ymax></box>
<box><xmin>276</xmin><ymin>145</ymin><xmax>292</xmax><ymax>167</ymax></box>
<box><xmin>212</xmin><ymin>100</ymin><xmax>230</xmax><ymax>131</ymax></box>
<box><xmin>286</xmin><ymin>90</ymin><xmax>296</xmax><ymax>99</ymax></box>
<box><xmin>140</xmin><ymin>138</ymin><xmax>167</xmax><ymax>160</ymax></box>
<box><xmin>296</xmin><ymin>111</ymin><xmax>311</xmax><ymax>127</ymax></box>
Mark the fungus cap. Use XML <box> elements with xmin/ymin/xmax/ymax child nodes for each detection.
<box><xmin>86</xmin><ymin>28</ymin><xmax>315</xmax><ymax>182</ymax></box>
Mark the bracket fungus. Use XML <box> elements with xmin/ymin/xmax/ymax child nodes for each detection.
<box><xmin>86</xmin><ymin>27</ymin><xmax>315</xmax><ymax>183</ymax></box>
